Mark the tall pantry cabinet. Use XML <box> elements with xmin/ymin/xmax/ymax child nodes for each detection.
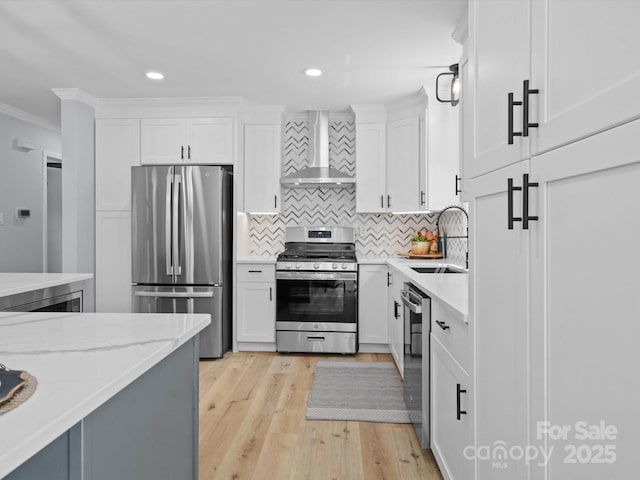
<box><xmin>467</xmin><ymin>1</ymin><xmax>640</xmax><ymax>479</ymax></box>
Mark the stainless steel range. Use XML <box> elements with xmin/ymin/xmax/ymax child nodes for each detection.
<box><xmin>276</xmin><ymin>226</ymin><xmax>358</xmax><ymax>354</ymax></box>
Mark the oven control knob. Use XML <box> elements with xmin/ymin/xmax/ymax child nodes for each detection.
<box><xmin>295</xmin><ymin>263</ymin><xmax>301</xmax><ymax>269</ymax></box>
<box><xmin>341</xmin><ymin>263</ymin><xmax>348</xmax><ymax>270</ymax></box>
<box><xmin>286</xmin><ymin>263</ymin><xmax>292</xmax><ymax>269</ymax></box>
<box><xmin>313</xmin><ymin>263</ymin><xmax>320</xmax><ymax>270</ymax></box>
<box><xmin>332</xmin><ymin>263</ymin><xmax>338</xmax><ymax>270</ymax></box>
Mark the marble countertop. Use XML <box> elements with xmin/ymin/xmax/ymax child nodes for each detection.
<box><xmin>0</xmin><ymin>273</ymin><xmax>93</xmax><ymax>298</ymax></box>
<box><xmin>386</xmin><ymin>258</ymin><xmax>468</xmax><ymax>318</ymax></box>
<box><xmin>0</xmin><ymin>311</ymin><xmax>210</xmax><ymax>478</ymax></box>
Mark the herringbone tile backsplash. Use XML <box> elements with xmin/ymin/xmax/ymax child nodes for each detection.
<box><xmin>248</xmin><ymin>117</ymin><xmax>467</xmax><ymax>264</ymax></box>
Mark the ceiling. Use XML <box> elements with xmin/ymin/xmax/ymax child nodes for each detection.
<box><xmin>0</xmin><ymin>0</ymin><xmax>466</xmax><ymax>129</ymax></box>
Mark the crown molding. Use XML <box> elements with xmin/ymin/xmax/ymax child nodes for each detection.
<box><xmin>51</xmin><ymin>88</ymin><xmax>96</xmax><ymax>108</ymax></box>
<box><xmin>94</xmin><ymin>96</ymin><xmax>245</xmax><ymax>118</ymax></box>
<box><xmin>244</xmin><ymin>104</ymin><xmax>287</xmax><ymax>124</ymax></box>
<box><xmin>0</xmin><ymin>102</ymin><xmax>60</xmax><ymax>133</ymax></box>
<box><xmin>452</xmin><ymin>4</ymin><xmax>468</xmax><ymax>45</ymax></box>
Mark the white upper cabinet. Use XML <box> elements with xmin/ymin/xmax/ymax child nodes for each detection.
<box><xmin>354</xmin><ymin>122</ymin><xmax>387</xmax><ymax>213</ymax></box>
<box><xmin>95</xmin><ymin>119</ymin><xmax>140</xmax><ymax>211</ymax></box>
<box><xmin>529</xmin><ymin>0</ymin><xmax>640</xmax><ymax>156</ymax></box>
<box><xmin>386</xmin><ymin>115</ymin><xmax>421</xmax><ymax>212</ymax></box>
<box><xmin>243</xmin><ymin>124</ymin><xmax>281</xmax><ymax>213</ymax></box>
<box><xmin>141</xmin><ymin>117</ymin><xmax>233</xmax><ymax>164</ymax></box>
<box><xmin>468</xmin><ymin>0</ymin><xmax>531</xmax><ymax>179</ymax></box>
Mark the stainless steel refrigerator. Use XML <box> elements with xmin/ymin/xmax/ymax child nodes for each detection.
<box><xmin>131</xmin><ymin>165</ymin><xmax>233</xmax><ymax>358</ymax></box>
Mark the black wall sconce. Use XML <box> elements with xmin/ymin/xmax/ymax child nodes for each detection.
<box><xmin>436</xmin><ymin>63</ymin><xmax>460</xmax><ymax>106</ymax></box>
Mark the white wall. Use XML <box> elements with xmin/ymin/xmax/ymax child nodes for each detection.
<box><xmin>0</xmin><ymin>111</ymin><xmax>61</xmax><ymax>272</ymax></box>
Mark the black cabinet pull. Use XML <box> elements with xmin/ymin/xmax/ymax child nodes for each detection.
<box><xmin>381</xmin><ymin>195</ymin><xmax>384</xmax><ymax>208</ymax></box>
<box><xmin>436</xmin><ymin>320</ymin><xmax>450</xmax><ymax>331</ymax></box>
<box><xmin>387</xmin><ymin>272</ymin><xmax>392</xmax><ymax>286</ymax></box>
<box><xmin>456</xmin><ymin>383</ymin><xmax>468</xmax><ymax>420</ymax></box>
<box><xmin>420</xmin><ymin>190</ymin><xmax>426</xmax><ymax>205</ymax></box>
<box><xmin>180</xmin><ymin>145</ymin><xmax>184</xmax><ymax>159</ymax></box>
<box><xmin>522</xmin><ymin>173</ymin><xmax>539</xmax><ymax>229</ymax></box>
<box><xmin>274</xmin><ymin>195</ymin><xmax>278</xmax><ymax>209</ymax></box>
<box><xmin>269</xmin><ymin>287</ymin><xmax>272</xmax><ymax>302</ymax></box>
<box><xmin>507</xmin><ymin>92</ymin><xmax>523</xmax><ymax>145</ymax></box>
<box><xmin>455</xmin><ymin>174</ymin><xmax>462</xmax><ymax>195</ymax></box>
<box><xmin>394</xmin><ymin>301</ymin><xmax>400</xmax><ymax>319</ymax></box>
<box><xmin>387</xmin><ymin>195</ymin><xmax>391</xmax><ymax>208</ymax></box>
<box><xmin>522</xmin><ymin>80</ymin><xmax>539</xmax><ymax>137</ymax></box>
<box><xmin>188</xmin><ymin>145</ymin><xmax>191</xmax><ymax>159</ymax></box>
<box><xmin>507</xmin><ymin>177</ymin><xmax>522</xmax><ymax>230</ymax></box>
<box><xmin>248</xmin><ymin>270</ymin><xmax>263</xmax><ymax>273</ymax></box>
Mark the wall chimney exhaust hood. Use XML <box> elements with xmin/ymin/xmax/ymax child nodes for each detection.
<box><xmin>280</xmin><ymin>111</ymin><xmax>355</xmax><ymax>188</ymax></box>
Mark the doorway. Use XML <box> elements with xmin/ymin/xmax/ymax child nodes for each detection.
<box><xmin>43</xmin><ymin>151</ymin><xmax>62</xmax><ymax>273</ymax></box>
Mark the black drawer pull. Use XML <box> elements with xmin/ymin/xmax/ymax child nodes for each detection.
<box><xmin>436</xmin><ymin>320</ymin><xmax>450</xmax><ymax>331</ymax></box>
<box><xmin>456</xmin><ymin>383</ymin><xmax>467</xmax><ymax>420</ymax></box>
<box><xmin>507</xmin><ymin>92</ymin><xmax>523</xmax><ymax>145</ymax></box>
<box><xmin>180</xmin><ymin>145</ymin><xmax>184</xmax><ymax>159</ymax></box>
<box><xmin>248</xmin><ymin>270</ymin><xmax>263</xmax><ymax>273</ymax></box>
<box><xmin>307</xmin><ymin>336</ymin><xmax>325</xmax><ymax>341</ymax></box>
<box><xmin>188</xmin><ymin>145</ymin><xmax>192</xmax><ymax>159</ymax></box>
<box><xmin>455</xmin><ymin>174</ymin><xmax>462</xmax><ymax>195</ymax></box>
<box><xmin>507</xmin><ymin>177</ymin><xmax>522</xmax><ymax>230</ymax></box>
<box><xmin>522</xmin><ymin>80</ymin><xmax>539</xmax><ymax>137</ymax></box>
<box><xmin>394</xmin><ymin>301</ymin><xmax>400</xmax><ymax>319</ymax></box>
<box><xmin>522</xmin><ymin>173</ymin><xmax>539</xmax><ymax>230</ymax></box>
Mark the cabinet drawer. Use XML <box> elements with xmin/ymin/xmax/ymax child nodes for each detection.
<box><xmin>237</xmin><ymin>264</ymin><xmax>275</xmax><ymax>283</ymax></box>
<box><xmin>431</xmin><ymin>300</ymin><xmax>469</xmax><ymax>373</ymax></box>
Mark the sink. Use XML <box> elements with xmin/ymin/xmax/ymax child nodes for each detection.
<box><xmin>411</xmin><ymin>267</ymin><xmax>465</xmax><ymax>274</ymax></box>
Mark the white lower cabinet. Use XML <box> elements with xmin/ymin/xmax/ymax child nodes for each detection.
<box><xmin>431</xmin><ymin>335</ymin><xmax>472</xmax><ymax>480</ymax></box>
<box><xmin>357</xmin><ymin>264</ymin><xmax>389</xmax><ymax>351</ymax></box>
<box><xmin>387</xmin><ymin>267</ymin><xmax>406</xmax><ymax>377</ymax></box>
<box><xmin>236</xmin><ymin>264</ymin><xmax>275</xmax><ymax>348</ymax></box>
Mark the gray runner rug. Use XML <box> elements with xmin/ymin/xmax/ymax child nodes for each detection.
<box><xmin>306</xmin><ymin>360</ymin><xmax>410</xmax><ymax>423</ymax></box>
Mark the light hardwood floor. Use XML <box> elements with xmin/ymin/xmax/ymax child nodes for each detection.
<box><xmin>198</xmin><ymin>351</ymin><xmax>443</xmax><ymax>480</ymax></box>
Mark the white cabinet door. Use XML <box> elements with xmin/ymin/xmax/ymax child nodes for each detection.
<box><xmin>236</xmin><ymin>282</ymin><xmax>275</xmax><ymax>343</ymax></box>
<box><xmin>355</xmin><ymin>123</ymin><xmax>387</xmax><ymax>213</ymax></box>
<box><xmin>95</xmin><ymin>119</ymin><xmax>140</xmax><ymax>210</ymax></box>
<box><xmin>468</xmin><ymin>0</ymin><xmax>530</xmax><ymax>178</ymax></box>
<box><xmin>387</xmin><ymin>269</ymin><xmax>405</xmax><ymax>377</ymax></box>
<box><xmin>431</xmin><ymin>336</ymin><xmax>472</xmax><ymax>480</ymax></box>
<box><xmin>188</xmin><ymin>117</ymin><xmax>233</xmax><ymax>164</ymax></box>
<box><xmin>357</xmin><ymin>264</ymin><xmax>389</xmax><ymax>346</ymax></box>
<box><xmin>244</xmin><ymin>124</ymin><xmax>281</xmax><ymax>213</ymax></box>
<box><xmin>468</xmin><ymin>160</ymin><xmax>530</xmax><ymax>479</ymax></box>
<box><xmin>426</xmin><ymin>103</ymin><xmax>460</xmax><ymax>210</ymax></box>
<box><xmin>387</xmin><ymin>116</ymin><xmax>420</xmax><ymax>212</ymax></box>
<box><xmin>530</xmin><ymin>0</ymin><xmax>640</xmax><ymax>156</ymax></box>
<box><xmin>529</xmin><ymin>120</ymin><xmax>640</xmax><ymax>480</ymax></box>
<box><xmin>141</xmin><ymin>117</ymin><xmax>233</xmax><ymax>164</ymax></box>
<box><xmin>96</xmin><ymin>211</ymin><xmax>131</xmax><ymax>313</ymax></box>
<box><xmin>140</xmin><ymin>118</ymin><xmax>187</xmax><ymax>164</ymax></box>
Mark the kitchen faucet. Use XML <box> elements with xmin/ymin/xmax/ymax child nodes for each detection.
<box><xmin>436</xmin><ymin>205</ymin><xmax>469</xmax><ymax>269</ymax></box>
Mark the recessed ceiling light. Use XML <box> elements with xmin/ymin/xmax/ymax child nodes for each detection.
<box><xmin>304</xmin><ymin>68</ymin><xmax>323</xmax><ymax>77</ymax></box>
<box><xmin>146</xmin><ymin>71</ymin><xmax>164</xmax><ymax>80</ymax></box>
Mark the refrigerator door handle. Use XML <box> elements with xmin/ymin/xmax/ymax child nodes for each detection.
<box><xmin>134</xmin><ymin>291</ymin><xmax>214</xmax><ymax>298</ymax></box>
<box><xmin>165</xmin><ymin>171</ymin><xmax>174</xmax><ymax>276</ymax></box>
<box><xmin>172</xmin><ymin>173</ymin><xmax>182</xmax><ymax>276</ymax></box>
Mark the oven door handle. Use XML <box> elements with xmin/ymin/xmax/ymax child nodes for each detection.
<box><xmin>276</xmin><ymin>271</ymin><xmax>357</xmax><ymax>281</ymax></box>
<box><xmin>400</xmin><ymin>290</ymin><xmax>423</xmax><ymax>314</ymax></box>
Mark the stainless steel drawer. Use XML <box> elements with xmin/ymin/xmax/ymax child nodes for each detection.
<box><xmin>276</xmin><ymin>331</ymin><xmax>357</xmax><ymax>354</ymax></box>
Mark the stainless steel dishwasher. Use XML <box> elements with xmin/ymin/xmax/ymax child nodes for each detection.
<box><xmin>401</xmin><ymin>283</ymin><xmax>430</xmax><ymax>448</ymax></box>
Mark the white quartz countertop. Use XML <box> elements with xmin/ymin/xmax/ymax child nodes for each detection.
<box><xmin>0</xmin><ymin>273</ymin><xmax>93</xmax><ymax>298</ymax></box>
<box><xmin>386</xmin><ymin>258</ymin><xmax>468</xmax><ymax>318</ymax></box>
<box><xmin>236</xmin><ymin>257</ymin><xmax>276</xmax><ymax>264</ymax></box>
<box><xmin>0</xmin><ymin>311</ymin><xmax>210</xmax><ymax>478</ymax></box>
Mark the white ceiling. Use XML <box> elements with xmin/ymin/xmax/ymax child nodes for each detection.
<box><xmin>0</xmin><ymin>0</ymin><xmax>466</xmax><ymax>128</ymax></box>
